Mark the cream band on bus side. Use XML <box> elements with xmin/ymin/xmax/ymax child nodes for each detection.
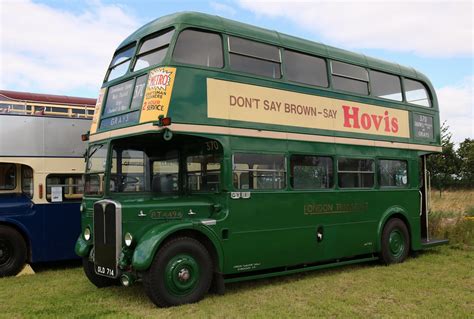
<box><xmin>139</xmin><ymin>67</ymin><xmax>176</xmax><ymax>123</ymax></box>
<box><xmin>90</xmin><ymin>88</ymin><xmax>106</xmax><ymax>134</ymax></box>
<box><xmin>207</xmin><ymin>79</ymin><xmax>410</xmax><ymax>138</ymax></box>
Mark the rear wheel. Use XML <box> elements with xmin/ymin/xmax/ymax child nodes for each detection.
<box><xmin>0</xmin><ymin>225</ymin><xmax>27</xmax><ymax>277</ymax></box>
<box><xmin>143</xmin><ymin>237</ymin><xmax>213</xmax><ymax>307</ymax></box>
<box><xmin>380</xmin><ymin>218</ymin><xmax>410</xmax><ymax>264</ymax></box>
<box><xmin>82</xmin><ymin>257</ymin><xmax>117</xmax><ymax>288</ymax></box>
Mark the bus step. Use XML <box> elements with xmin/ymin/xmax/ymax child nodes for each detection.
<box><xmin>421</xmin><ymin>238</ymin><xmax>449</xmax><ymax>248</ymax></box>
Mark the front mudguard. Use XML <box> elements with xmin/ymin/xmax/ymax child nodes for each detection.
<box><xmin>131</xmin><ymin>220</ymin><xmax>223</xmax><ymax>272</ymax></box>
<box><xmin>75</xmin><ymin>235</ymin><xmax>92</xmax><ymax>257</ymax></box>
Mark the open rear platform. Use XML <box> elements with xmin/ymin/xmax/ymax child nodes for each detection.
<box><xmin>421</xmin><ymin>238</ymin><xmax>449</xmax><ymax>248</ymax></box>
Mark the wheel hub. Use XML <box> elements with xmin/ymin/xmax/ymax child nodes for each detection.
<box><xmin>165</xmin><ymin>255</ymin><xmax>200</xmax><ymax>296</ymax></box>
<box><xmin>178</xmin><ymin>268</ymin><xmax>190</xmax><ymax>282</ymax></box>
<box><xmin>389</xmin><ymin>230</ymin><xmax>405</xmax><ymax>257</ymax></box>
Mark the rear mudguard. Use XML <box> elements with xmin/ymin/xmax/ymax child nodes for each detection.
<box><xmin>377</xmin><ymin>206</ymin><xmax>418</xmax><ymax>251</ymax></box>
<box><xmin>132</xmin><ymin>220</ymin><xmax>223</xmax><ymax>271</ymax></box>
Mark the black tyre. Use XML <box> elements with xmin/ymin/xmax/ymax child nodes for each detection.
<box><xmin>0</xmin><ymin>225</ymin><xmax>27</xmax><ymax>277</ymax></box>
<box><xmin>143</xmin><ymin>237</ymin><xmax>213</xmax><ymax>307</ymax></box>
<box><xmin>380</xmin><ymin>218</ymin><xmax>410</xmax><ymax>264</ymax></box>
<box><xmin>82</xmin><ymin>257</ymin><xmax>117</xmax><ymax>288</ymax></box>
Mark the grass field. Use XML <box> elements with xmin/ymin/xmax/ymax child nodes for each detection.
<box><xmin>1</xmin><ymin>191</ymin><xmax>473</xmax><ymax>318</ymax></box>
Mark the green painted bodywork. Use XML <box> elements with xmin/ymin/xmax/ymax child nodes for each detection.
<box><xmin>77</xmin><ymin>12</ymin><xmax>442</xmax><ymax>281</ymax></box>
<box><xmin>75</xmin><ymin>235</ymin><xmax>91</xmax><ymax>257</ymax></box>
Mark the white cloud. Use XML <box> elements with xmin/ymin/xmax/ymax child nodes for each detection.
<box><xmin>437</xmin><ymin>76</ymin><xmax>473</xmax><ymax>145</ymax></box>
<box><xmin>0</xmin><ymin>0</ymin><xmax>139</xmax><ymax>96</ymax></box>
<box><xmin>237</xmin><ymin>0</ymin><xmax>473</xmax><ymax>58</ymax></box>
<box><xmin>210</xmin><ymin>1</ymin><xmax>237</xmax><ymax>16</ymax></box>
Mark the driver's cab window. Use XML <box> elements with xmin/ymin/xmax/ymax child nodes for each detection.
<box><xmin>152</xmin><ymin>151</ymin><xmax>179</xmax><ymax>194</ymax></box>
<box><xmin>110</xmin><ymin>149</ymin><xmax>146</xmax><ymax>192</ymax></box>
<box><xmin>186</xmin><ymin>154</ymin><xmax>221</xmax><ymax>192</ymax></box>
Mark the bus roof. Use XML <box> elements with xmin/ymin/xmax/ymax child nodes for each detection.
<box><xmin>0</xmin><ymin>90</ymin><xmax>96</xmax><ymax>106</ymax></box>
<box><xmin>117</xmin><ymin>11</ymin><xmax>432</xmax><ymax>85</ymax></box>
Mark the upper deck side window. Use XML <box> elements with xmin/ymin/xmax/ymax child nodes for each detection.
<box><xmin>331</xmin><ymin>61</ymin><xmax>369</xmax><ymax>95</ymax></box>
<box><xmin>228</xmin><ymin>36</ymin><xmax>281</xmax><ymax>79</ymax></box>
<box><xmin>404</xmin><ymin>78</ymin><xmax>431</xmax><ymax>107</ymax></box>
<box><xmin>106</xmin><ymin>45</ymin><xmax>135</xmax><ymax>82</ymax></box>
<box><xmin>133</xmin><ymin>29</ymin><xmax>175</xmax><ymax>72</ymax></box>
<box><xmin>369</xmin><ymin>70</ymin><xmax>402</xmax><ymax>101</ymax></box>
<box><xmin>172</xmin><ymin>29</ymin><xmax>223</xmax><ymax>68</ymax></box>
<box><xmin>284</xmin><ymin>50</ymin><xmax>328</xmax><ymax>87</ymax></box>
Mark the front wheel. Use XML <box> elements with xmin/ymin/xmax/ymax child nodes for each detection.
<box><xmin>0</xmin><ymin>225</ymin><xmax>27</xmax><ymax>277</ymax></box>
<box><xmin>82</xmin><ymin>257</ymin><xmax>117</xmax><ymax>288</ymax></box>
<box><xmin>143</xmin><ymin>237</ymin><xmax>213</xmax><ymax>307</ymax></box>
<box><xmin>380</xmin><ymin>218</ymin><xmax>410</xmax><ymax>264</ymax></box>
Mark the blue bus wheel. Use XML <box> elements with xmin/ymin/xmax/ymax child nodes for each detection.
<box><xmin>0</xmin><ymin>225</ymin><xmax>27</xmax><ymax>277</ymax></box>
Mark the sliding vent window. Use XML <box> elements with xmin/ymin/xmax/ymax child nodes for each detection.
<box><xmin>233</xmin><ymin>153</ymin><xmax>286</xmax><ymax>190</ymax></box>
<box><xmin>106</xmin><ymin>45</ymin><xmax>135</xmax><ymax>82</ymax></box>
<box><xmin>331</xmin><ymin>61</ymin><xmax>369</xmax><ymax>95</ymax></box>
<box><xmin>133</xmin><ymin>29</ymin><xmax>175</xmax><ymax>71</ymax></box>
<box><xmin>284</xmin><ymin>50</ymin><xmax>328</xmax><ymax>87</ymax></box>
<box><xmin>173</xmin><ymin>30</ymin><xmax>223</xmax><ymax>67</ymax></box>
<box><xmin>370</xmin><ymin>70</ymin><xmax>402</xmax><ymax>101</ymax></box>
<box><xmin>229</xmin><ymin>36</ymin><xmax>281</xmax><ymax>79</ymax></box>
<box><xmin>338</xmin><ymin>158</ymin><xmax>374</xmax><ymax>188</ymax></box>
<box><xmin>291</xmin><ymin>155</ymin><xmax>333</xmax><ymax>189</ymax></box>
<box><xmin>405</xmin><ymin>79</ymin><xmax>431</xmax><ymax>107</ymax></box>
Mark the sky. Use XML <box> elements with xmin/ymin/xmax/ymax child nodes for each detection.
<box><xmin>0</xmin><ymin>0</ymin><xmax>472</xmax><ymax>144</ymax></box>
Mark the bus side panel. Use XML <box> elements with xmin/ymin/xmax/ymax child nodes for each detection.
<box><xmin>40</xmin><ymin>202</ymin><xmax>81</xmax><ymax>261</ymax></box>
<box><xmin>0</xmin><ymin>194</ymin><xmax>81</xmax><ymax>263</ymax></box>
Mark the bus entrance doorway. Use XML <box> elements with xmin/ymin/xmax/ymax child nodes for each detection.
<box><xmin>420</xmin><ymin>155</ymin><xmax>430</xmax><ymax>241</ymax></box>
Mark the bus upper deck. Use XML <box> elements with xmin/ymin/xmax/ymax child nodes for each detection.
<box><xmin>0</xmin><ymin>90</ymin><xmax>94</xmax><ymax>277</ymax></box>
<box><xmin>89</xmin><ymin>12</ymin><xmax>440</xmax><ymax>154</ymax></box>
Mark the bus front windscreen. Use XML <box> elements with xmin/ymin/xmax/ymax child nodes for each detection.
<box><xmin>109</xmin><ymin>136</ymin><xmax>222</xmax><ymax>194</ymax></box>
<box><xmin>84</xmin><ymin>143</ymin><xmax>107</xmax><ymax>196</ymax></box>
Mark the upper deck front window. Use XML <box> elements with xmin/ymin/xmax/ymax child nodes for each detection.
<box><xmin>133</xmin><ymin>29</ymin><xmax>175</xmax><ymax>71</ymax></box>
<box><xmin>106</xmin><ymin>45</ymin><xmax>135</xmax><ymax>82</ymax></box>
<box><xmin>405</xmin><ymin>79</ymin><xmax>431</xmax><ymax>107</ymax></box>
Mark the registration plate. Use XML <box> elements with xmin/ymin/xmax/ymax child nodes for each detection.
<box><xmin>95</xmin><ymin>264</ymin><xmax>117</xmax><ymax>278</ymax></box>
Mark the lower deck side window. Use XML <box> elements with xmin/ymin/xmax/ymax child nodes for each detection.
<box><xmin>233</xmin><ymin>153</ymin><xmax>286</xmax><ymax>190</ymax></box>
<box><xmin>290</xmin><ymin>155</ymin><xmax>333</xmax><ymax>189</ymax></box>
<box><xmin>46</xmin><ymin>174</ymin><xmax>84</xmax><ymax>202</ymax></box>
<box><xmin>0</xmin><ymin>163</ymin><xmax>16</xmax><ymax>190</ymax></box>
<box><xmin>338</xmin><ymin>158</ymin><xmax>374</xmax><ymax>188</ymax></box>
<box><xmin>379</xmin><ymin>159</ymin><xmax>408</xmax><ymax>187</ymax></box>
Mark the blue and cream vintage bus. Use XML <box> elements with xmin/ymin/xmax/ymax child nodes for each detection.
<box><xmin>0</xmin><ymin>90</ymin><xmax>94</xmax><ymax>276</ymax></box>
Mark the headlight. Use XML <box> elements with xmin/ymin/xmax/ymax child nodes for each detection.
<box><xmin>124</xmin><ymin>232</ymin><xmax>133</xmax><ymax>247</ymax></box>
<box><xmin>80</xmin><ymin>203</ymin><xmax>86</xmax><ymax>212</ymax></box>
<box><xmin>84</xmin><ymin>227</ymin><xmax>91</xmax><ymax>241</ymax></box>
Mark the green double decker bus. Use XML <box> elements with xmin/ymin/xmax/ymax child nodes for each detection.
<box><xmin>75</xmin><ymin>12</ymin><xmax>447</xmax><ymax>307</ymax></box>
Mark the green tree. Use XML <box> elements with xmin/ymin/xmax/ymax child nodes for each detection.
<box><xmin>427</xmin><ymin>122</ymin><xmax>461</xmax><ymax>194</ymax></box>
<box><xmin>457</xmin><ymin>138</ymin><xmax>474</xmax><ymax>188</ymax></box>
